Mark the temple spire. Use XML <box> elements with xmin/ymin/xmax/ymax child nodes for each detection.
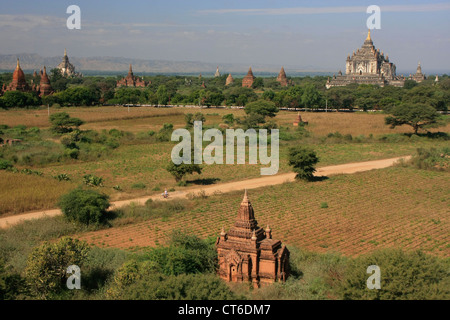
<box><xmin>16</xmin><ymin>58</ymin><xmax>20</xmax><ymax>69</ymax></box>
<box><xmin>64</xmin><ymin>48</ymin><xmax>67</xmax><ymax>57</ymax></box>
<box><xmin>366</xmin><ymin>29</ymin><xmax>371</xmax><ymax>41</ymax></box>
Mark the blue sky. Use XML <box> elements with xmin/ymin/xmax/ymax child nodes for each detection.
<box><xmin>0</xmin><ymin>0</ymin><xmax>449</xmax><ymax>73</ymax></box>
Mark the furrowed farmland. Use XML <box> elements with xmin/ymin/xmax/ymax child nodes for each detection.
<box><xmin>76</xmin><ymin>166</ymin><xmax>449</xmax><ymax>258</ymax></box>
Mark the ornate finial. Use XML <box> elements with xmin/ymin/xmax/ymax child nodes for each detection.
<box><xmin>366</xmin><ymin>29</ymin><xmax>371</xmax><ymax>41</ymax></box>
<box><xmin>266</xmin><ymin>225</ymin><xmax>272</xmax><ymax>239</ymax></box>
<box><xmin>243</xmin><ymin>189</ymin><xmax>248</xmax><ymax>202</ymax></box>
<box><xmin>16</xmin><ymin>58</ymin><xmax>20</xmax><ymax>69</ymax></box>
<box><xmin>64</xmin><ymin>48</ymin><xmax>67</xmax><ymax>56</ymax></box>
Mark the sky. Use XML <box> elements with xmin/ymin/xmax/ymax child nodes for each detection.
<box><xmin>0</xmin><ymin>0</ymin><xmax>449</xmax><ymax>73</ymax></box>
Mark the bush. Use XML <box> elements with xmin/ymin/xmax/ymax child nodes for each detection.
<box><xmin>24</xmin><ymin>237</ymin><xmax>90</xmax><ymax>299</ymax></box>
<box><xmin>59</xmin><ymin>188</ymin><xmax>110</xmax><ymax>225</ymax></box>
<box><xmin>156</xmin><ymin>123</ymin><xmax>173</xmax><ymax>142</ymax></box>
<box><xmin>83</xmin><ymin>174</ymin><xmax>104</xmax><ymax>187</ymax></box>
<box><xmin>115</xmin><ymin>273</ymin><xmax>239</xmax><ymax>300</ymax></box>
<box><xmin>338</xmin><ymin>249</ymin><xmax>450</xmax><ymax>300</ymax></box>
<box><xmin>409</xmin><ymin>147</ymin><xmax>449</xmax><ymax>171</ymax></box>
<box><xmin>0</xmin><ymin>159</ymin><xmax>13</xmax><ymax>170</ymax></box>
<box><xmin>131</xmin><ymin>183</ymin><xmax>146</xmax><ymax>190</ymax></box>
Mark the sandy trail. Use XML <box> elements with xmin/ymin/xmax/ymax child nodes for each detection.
<box><xmin>0</xmin><ymin>156</ymin><xmax>410</xmax><ymax>229</ymax></box>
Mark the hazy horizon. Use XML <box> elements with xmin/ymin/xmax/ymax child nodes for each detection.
<box><xmin>1</xmin><ymin>0</ymin><xmax>449</xmax><ymax>75</ymax></box>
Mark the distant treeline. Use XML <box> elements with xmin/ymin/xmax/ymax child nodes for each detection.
<box><xmin>0</xmin><ymin>69</ymin><xmax>449</xmax><ymax>112</ymax></box>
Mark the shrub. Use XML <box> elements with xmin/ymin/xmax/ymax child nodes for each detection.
<box><xmin>156</xmin><ymin>123</ymin><xmax>173</xmax><ymax>142</ymax></box>
<box><xmin>0</xmin><ymin>159</ymin><xmax>13</xmax><ymax>170</ymax></box>
<box><xmin>131</xmin><ymin>183</ymin><xmax>146</xmax><ymax>190</ymax></box>
<box><xmin>24</xmin><ymin>237</ymin><xmax>90</xmax><ymax>299</ymax></box>
<box><xmin>409</xmin><ymin>147</ymin><xmax>449</xmax><ymax>171</ymax></box>
<box><xmin>115</xmin><ymin>273</ymin><xmax>239</xmax><ymax>300</ymax></box>
<box><xmin>83</xmin><ymin>174</ymin><xmax>104</xmax><ymax>187</ymax></box>
<box><xmin>58</xmin><ymin>188</ymin><xmax>110</xmax><ymax>225</ymax></box>
<box><xmin>338</xmin><ymin>249</ymin><xmax>450</xmax><ymax>300</ymax></box>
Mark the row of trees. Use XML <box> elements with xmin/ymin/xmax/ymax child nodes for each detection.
<box><xmin>1</xmin><ymin>68</ymin><xmax>448</xmax><ymax>110</ymax></box>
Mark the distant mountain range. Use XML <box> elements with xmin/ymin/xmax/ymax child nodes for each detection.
<box><xmin>0</xmin><ymin>53</ymin><xmax>334</xmax><ymax>77</ymax></box>
<box><xmin>1</xmin><ymin>53</ymin><xmax>446</xmax><ymax>77</ymax></box>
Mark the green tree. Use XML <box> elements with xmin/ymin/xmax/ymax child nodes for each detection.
<box><xmin>0</xmin><ymin>91</ymin><xmax>40</xmax><ymax>109</ymax></box>
<box><xmin>302</xmin><ymin>84</ymin><xmax>322</xmax><ymax>109</ymax></box>
<box><xmin>55</xmin><ymin>87</ymin><xmax>100</xmax><ymax>106</ymax></box>
<box><xmin>244</xmin><ymin>99</ymin><xmax>278</xmax><ymax>118</ymax></box>
<box><xmin>24</xmin><ymin>237</ymin><xmax>90</xmax><ymax>299</ymax></box>
<box><xmin>222</xmin><ymin>113</ymin><xmax>235</xmax><ymax>126</ymax></box>
<box><xmin>288</xmin><ymin>146</ymin><xmax>319</xmax><ymax>181</ymax></box>
<box><xmin>385</xmin><ymin>103</ymin><xmax>443</xmax><ymax>134</ymax></box>
<box><xmin>185</xmin><ymin>112</ymin><xmax>206</xmax><ymax>129</ymax></box>
<box><xmin>58</xmin><ymin>188</ymin><xmax>111</xmax><ymax>225</ymax></box>
<box><xmin>157</xmin><ymin>85</ymin><xmax>170</xmax><ymax>105</ymax></box>
<box><xmin>156</xmin><ymin>123</ymin><xmax>174</xmax><ymax>142</ymax></box>
<box><xmin>49</xmin><ymin>112</ymin><xmax>84</xmax><ymax>134</ymax></box>
<box><xmin>166</xmin><ymin>161</ymin><xmax>202</xmax><ymax>182</ymax></box>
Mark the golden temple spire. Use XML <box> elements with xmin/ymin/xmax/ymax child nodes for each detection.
<box><xmin>64</xmin><ymin>48</ymin><xmax>67</xmax><ymax>56</ymax></box>
<box><xmin>16</xmin><ymin>58</ymin><xmax>20</xmax><ymax>69</ymax></box>
<box><xmin>366</xmin><ymin>29</ymin><xmax>371</xmax><ymax>41</ymax></box>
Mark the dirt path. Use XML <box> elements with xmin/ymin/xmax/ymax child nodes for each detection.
<box><xmin>0</xmin><ymin>156</ymin><xmax>410</xmax><ymax>229</ymax></box>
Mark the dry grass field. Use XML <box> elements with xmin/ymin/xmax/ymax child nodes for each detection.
<box><xmin>76</xmin><ymin>166</ymin><xmax>449</xmax><ymax>258</ymax></box>
<box><xmin>2</xmin><ymin>105</ymin><xmax>449</xmax><ymax>135</ymax></box>
<box><xmin>0</xmin><ymin>170</ymin><xmax>76</xmax><ymax>215</ymax></box>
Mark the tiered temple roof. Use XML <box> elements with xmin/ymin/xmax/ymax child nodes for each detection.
<box><xmin>276</xmin><ymin>67</ymin><xmax>288</xmax><ymax>87</ymax></box>
<box><xmin>4</xmin><ymin>59</ymin><xmax>31</xmax><ymax>92</ymax></box>
<box><xmin>225</xmin><ymin>74</ymin><xmax>234</xmax><ymax>86</ymax></box>
<box><xmin>242</xmin><ymin>67</ymin><xmax>255</xmax><ymax>88</ymax></box>
<box><xmin>39</xmin><ymin>66</ymin><xmax>53</xmax><ymax>97</ymax></box>
<box><xmin>116</xmin><ymin>64</ymin><xmax>148</xmax><ymax>88</ymax></box>
<box><xmin>216</xmin><ymin>190</ymin><xmax>290</xmax><ymax>287</ymax></box>
<box><xmin>57</xmin><ymin>49</ymin><xmax>78</xmax><ymax>77</ymax></box>
<box><xmin>326</xmin><ymin>30</ymin><xmax>406</xmax><ymax>88</ymax></box>
<box><xmin>214</xmin><ymin>66</ymin><xmax>221</xmax><ymax>77</ymax></box>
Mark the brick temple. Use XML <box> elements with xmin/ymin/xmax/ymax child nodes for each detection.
<box><xmin>276</xmin><ymin>67</ymin><xmax>288</xmax><ymax>87</ymax></box>
<box><xmin>216</xmin><ymin>190</ymin><xmax>290</xmax><ymax>287</ymax></box>
<box><xmin>117</xmin><ymin>64</ymin><xmax>148</xmax><ymax>88</ymax></box>
<box><xmin>242</xmin><ymin>67</ymin><xmax>255</xmax><ymax>88</ymax></box>
<box><xmin>1</xmin><ymin>59</ymin><xmax>53</xmax><ymax>97</ymax></box>
<box><xmin>226</xmin><ymin>74</ymin><xmax>234</xmax><ymax>86</ymax></box>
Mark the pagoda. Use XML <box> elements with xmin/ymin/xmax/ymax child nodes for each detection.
<box><xmin>57</xmin><ymin>49</ymin><xmax>78</xmax><ymax>77</ymax></box>
<box><xmin>4</xmin><ymin>58</ymin><xmax>31</xmax><ymax>92</ymax></box>
<box><xmin>326</xmin><ymin>30</ymin><xmax>406</xmax><ymax>88</ymax></box>
<box><xmin>216</xmin><ymin>190</ymin><xmax>290</xmax><ymax>287</ymax></box>
<box><xmin>38</xmin><ymin>66</ymin><xmax>53</xmax><ymax>97</ymax></box>
<box><xmin>409</xmin><ymin>62</ymin><xmax>426</xmax><ymax>83</ymax></box>
<box><xmin>214</xmin><ymin>66</ymin><xmax>221</xmax><ymax>77</ymax></box>
<box><xmin>242</xmin><ymin>67</ymin><xmax>255</xmax><ymax>88</ymax></box>
<box><xmin>225</xmin><ymin>74</ymin><xmax>234</xmax><ymax>86</ymax></box>
<box><xmin>276</xmin><ymin>67</ymin><xmax>288</xmax><ymax>87</ymax></box>
<box><xmin>116</xmin><ymin>64</ymin><xmax>148</xmax><ymax>88</ymax></box>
